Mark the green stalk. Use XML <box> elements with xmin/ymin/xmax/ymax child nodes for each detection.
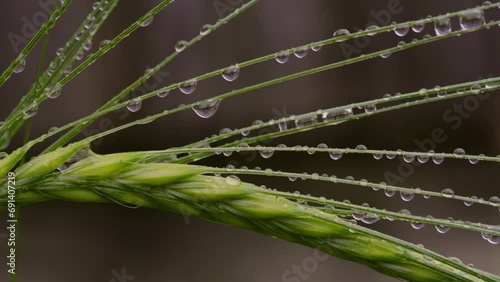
<box><xmin>1</xmin><ymin>164</ymin><xmax>498</xmax><ymax>282</ymax></box>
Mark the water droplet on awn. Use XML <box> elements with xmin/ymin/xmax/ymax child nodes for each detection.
<box><xmin>192</xmin><ymin>99</ymin><xmax>221</xmax><ymax>118</ymax></box>
<box><xmin>221</xmin><ymin>64</ymin><xmax>240</xmax><ymax>82</ymax></box>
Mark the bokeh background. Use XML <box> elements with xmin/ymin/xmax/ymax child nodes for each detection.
<box><xmin>1</xmin><ymin>0</ymin><xmax>499</xmax><ymax>281</ymax></box>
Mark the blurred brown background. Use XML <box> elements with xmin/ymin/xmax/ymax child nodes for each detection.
<box><xmin>0</xmin><ymin>0</ymin><xmax>499</xmax><ymax>281</ymax></box>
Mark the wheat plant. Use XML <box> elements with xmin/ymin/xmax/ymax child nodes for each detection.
<box><xmin>1</xmin><ymin>1</ymin><xmax>499</xmax><ymax>281</ymax></box>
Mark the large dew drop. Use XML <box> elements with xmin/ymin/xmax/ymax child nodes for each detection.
<box><xmin>126</xmin><ymin>97</ymin><xmax>142</xmax><ymax>112</ymax></box>
<box><xmin>179</xmin><ymin>79</ymin><xmax>197</xmax><ymax>94</ymax></box>
<box><xmin>333</xmin><ymin>29</ymin><xmax>350</xmax><ymax>41</ymax></box>
<box><xmin>441</xmin><ymin>188</ymin><xmax>454</xmax><ymax>198</ymax></box>
<box><xmin>140</xmin><ymin>15</ymin><xmax>154</xmax><ymax>27</ymax></box>
<box><xmin>294</xmin><ymin>47</ymin><xmax>308</xmax><ymax>58</ymax></box>
<box><xmin>14</xmin><ymin>57</ymin><xmax>26</xmax><ymax>73</ymax></box>
<box><xmin>192</xmin><ymin>99</ymin><xmax>221</xmax><ymax>118</ymax></box>
<box><xmin>157</xmin><ymin>90</ymin><xmax>170</xmax><ymax>98</ymax></box>
<box><xmin>175</xmin><ymin>40</ymin><xmax>188</xmax><ymax>52</ymax></box>
<box><xmin>46</xmin><ymin>83</ymin><xmax>62</xmax><ymax>99</ymax></box>
<box><xmin>221</xmin><ymin>64</ymin><xmax>240</xmax><ymax>82</ymax></box>
<box><xmin>412</xmin><ymin>20</ymin><xmax>425</xmax><ymax>33</ymax></box>
<box><xmin>459</xmin><ymin>9</ymin><xmax>485</xmax><ymax>30</ymax></box>
<box><xmin>434</xmin><ymin>16</ymin><xmax>452</xmax><ymax>36</ymax></box>
<box><xmin>199</xmin><ymin>24</ymin><xmax>213</xmax><ymax>35</ymax></box>
<box><xmin>394</xmin><ymin>23</ymin><xmax>410</xmax><ymax>36</ymax></box>
<box><xmin>23</xmin><ymin>102</ymin><xmax>38</xmax><ymax>119</ymax></box>
<box><xmin>329</xmin><ymin>149</ymin><xmax>344</xmax><ymax>160</ymax></box>
<box><xmin>453</xmin><ymin>148</ymin><xmax>466</xmax><ymax>157</ymax></box>
<box><xmin>99</xmin><ymin>39</ymin><xmax>111</xmax><ymax>50</ymax></box>
<box><xmin>275</xmin><ymin>51</ymin><xmax>290</xmax><ymax>64</ymax></box>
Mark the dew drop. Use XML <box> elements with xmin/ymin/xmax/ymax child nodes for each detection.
<box><xmin>76</xmin><ymin>50</ymin><xmax>84</xmax><ymax>61</ymax></box>
<box><xmin>394</xmin><ymin>23</ymin><xmax>410</xmax><ymax>36</ymax></box>
<box><xmin>400</xmin><ymin>190</ymin><xmax>415</xmax><ymax>201</ymax></box>
<box><xmin>179</xmin><ymin>79</ymin><xmax>197</xmax><ymax>94</ymax></box>
<box><xmin>126</xmin><ymin>97</ymin><xmax>142</xmax><ymax>112</ymax></box>
<box><xmin>192</xmin><ymin>99</ymin><xmax>221</xmax><ymax>118</ymax></box>
<box><xmin>199</xmin><ymin>24</ymin><xmax>213</xmax><ymax>35</ymax></box>
<box><xmin>355</xmin><ymin>144</ymin><xmax>367</xmax><ymax>151</ymax></box>
<box><xmin>175</xmin><ymin>40</ymin><xmax>188</xmax><ymax>52</ymax></box>
<box><xmin>260</xmin><ymin>148</ymin><xmax>274</xmax><ymax>159</ymax></box>
<box><xmin>417</xmin><ymin>153</ymin><xmax>430</xmax><ymax>163</ymax></box>
<box><xmin>92</xmin><ymin>2</ymin><xmax>100</xmax><ymax>10</ymax></box>
<box><xmin>311</xmin><ymin>44</ymin><xmax>323</xmax><ymax>52</ymax></box>
<box><xmin>386</xmin><ymin>152</ymin><xmax>396</xmax><ymax>160</ymax></box>
<box><xmin>14</xmin><ymin>57</ymin><xmax>26</xmax><ymax>73</ymax></box>
<box><xmin>275</xmin><ymin>51</ymin><xmax>290</xmax><ymax>64</ymax></box>
<box><xmin>329</xmin><ymin>149</ymin><xmax>344</xmax><ymax>160</ymax></box>
<box><xmin>411</xmin><ymin>221</ymin><xmax>425</xmax><ymax>230</ymax></box>
<box><xmin>140</xmin><ymin>15</ymin><xmax>154</xmax><ymax>27</ymax></box>
<box><xmin>157</xmin><ymin>90</ymin><xmax>170</xmax><ymax>98</ymax></box>
<box><xmin>46</xmin><ymin>83</ymin><xmax>62</xmax><ymax>99</ymax></box>
<box><xmin>403</xmin><ymin>153</ymin><xmax>416</xmax><ymax>163</ymax></box>
<box><xmin>412</xmin><ymin>20</ymin><xmax>426</xmax><ymax>33</ymax></box>
<box><xmin>322</xmin><ymin>108</ymin><xmax>353</xmax><ymax>121</ymax></box>
<box><xmin>226</xmin><ymin>175</ymin><xmax>241</xmax><ymax>186</ymax></box>
<box><xmin>432</xmin><ymin>153</ymin><xmax>445</xmax><ymax>164</ymax></box>
<box><xmin>380</xmin><ymin>53</ymin><xmax>392</xmax><ymax>59</ymax></box>
<box><xmin>23</xmin><ymin>103</ymin><xmax>38</xmax><ymax>119</ymax></box>
<box><xmin>294</xmin><ymin>47</ymin><xmax>308</xmax><ymax>58</ymax></box>
<box><xmin>434</xmin><ymin>16</ymin><xmax>452</xmax><ymax>36</ymax></box>
<box><xmin>464</xmin><ymin>196</ymin><xmax>477</xmax><ymax>207</ymax></box>
<box><xmin>468</xmin><ymin>156</ymin><xmax>479</xmax><ymax>164</ymax></box>
<box><xmin>385</xmin><ymin>187</ymin><xmax>396</xmax><ymax>197</ymax></box>
<box><xmin>364</xmin><ymin>104</ymin><xmax>377</xmax><ymax>114</ymax></box>
<box><xmin>435</xmin><ymin>225</ymin><xmax>450</xmax><ymax>234</ymax></box>
<box><xmin>83</xmin><ymin>39</ymin><xmax>93</xmax><ymax>51</ymax></box>
<box><xmin>221</xmin><ymin>64</ymin><xmax>240</xmax><ymax>82</ymax></box>
<box><xmin>352</xmin><ymin>211</ymin><xmax>366</xmax><ymax>221</ymax></box>
<box><xmin>362</xmin><ymin>214</ymin><xmax>380</xmax><ymax>224</ymax></box>
<box><xmin>84</xmin><ymin>16</ymin><xmax>95</xmax><ymax>29</ymax></box>
<box><xmin>295</xmin><ymin>116</ymin><xmax>317</xmax><ymax>128</ymax></box>
<box><xmin>459</xmin><ymin>9</ymin><xmax>485</xmax><ymax>30</ymax></box>
<box><xmin>333</xmin><ymin>29</ymin><xmax>350</xmax><ymax>41</ymax></box>
<box><xmin>0</xmin><ymin>152</ymin><xmax>8</xmax><ymax>160</ymax></box>
<box><xmin>453</xmin><ymin>148</ymin><xmax>466</xmax><ymax>157</ymax></box>
<box><xmin>441</xmin><ymin>188</ymin><xmax>454</xmax><ymax>198</ymax></box>
<box><xmin>278</xmin><ymin>121</ymin><xmax>288</xmax><ymax>132</ymax></box>
<box><xmin>75</xmin><ymin>29</ymin><xmax>85</xmax><ymax>40</ymax></box>
<box><xmin>365</xmin><ymin>25</ymin><xmax>379</xmax><ymax>36</ymax></box>
<box><xmin>99</xmin><ymin>39</ymin><xmax>110</xmax><ymax>50</ymax></box>
<box><xmin>489</xmin><ymin>196</ymin><xmax>500</xmax><ymax>206</ymax></box>
<box><xmin>373</xmin><ymin>152</ymin><xmax>383</xmax><ymax>160</ymax></box>
<box><xmin>317</xmin><ymin>143</ymin><xmax>328</xmax><ymax>151</ymax></box>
